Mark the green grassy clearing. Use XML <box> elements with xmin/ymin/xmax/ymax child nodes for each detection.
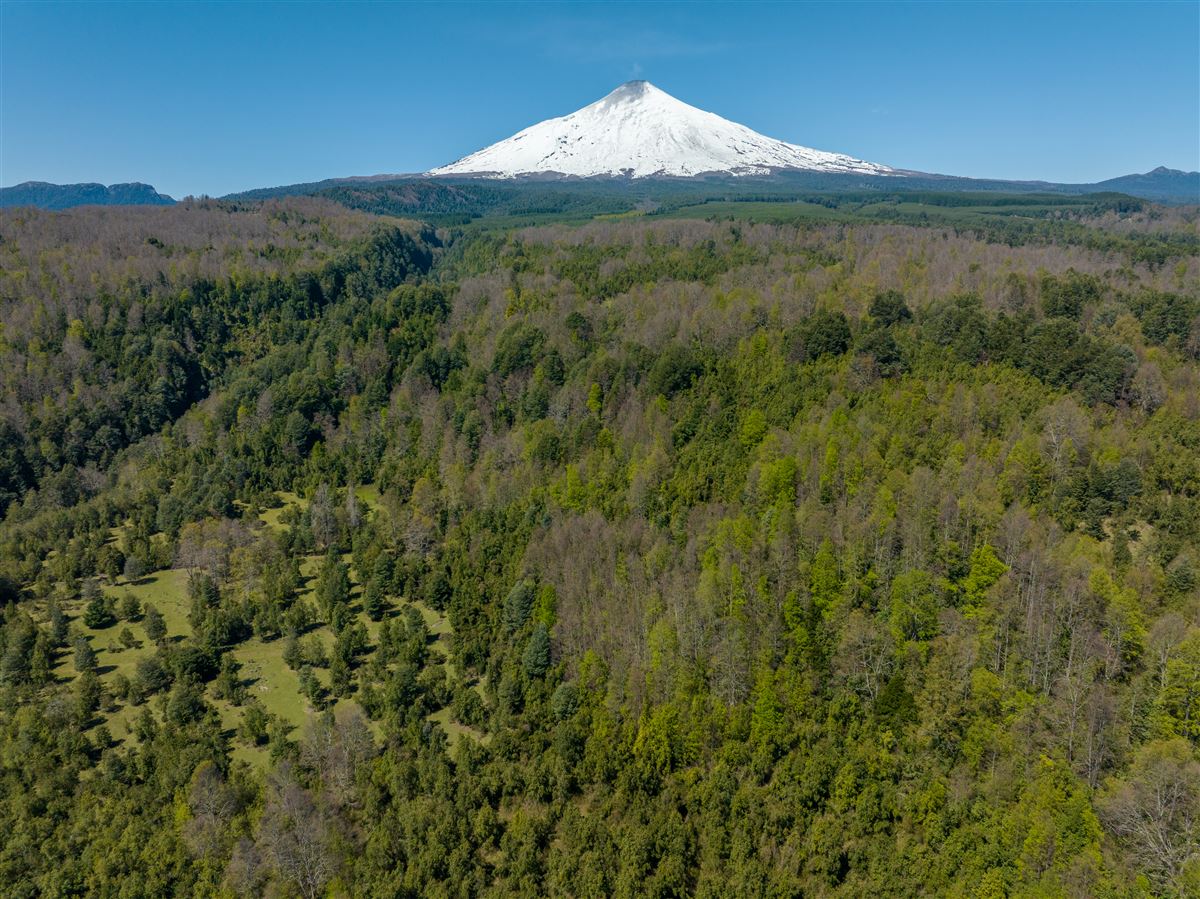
<box><xmin>53</xmin><ymin>486</ymin><xmax>486</xmax><ymax>762</ymax></box>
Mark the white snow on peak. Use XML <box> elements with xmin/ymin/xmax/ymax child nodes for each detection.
<box><xmin>429</xmin><ymin>81</ymin><xmax>892</xmax><ymax>179</ymax></box>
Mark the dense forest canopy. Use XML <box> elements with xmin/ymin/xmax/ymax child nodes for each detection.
<box><xmin>0</xmin><ymin>192</ymin><xmax>1198</xmax><ymax>897</ymax></box>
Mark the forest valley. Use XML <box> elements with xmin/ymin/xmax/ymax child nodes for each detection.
<box><xmin>0</xmin><ymin>194</ymin><xmax>1197</xmax><ymax>897</ymax></box>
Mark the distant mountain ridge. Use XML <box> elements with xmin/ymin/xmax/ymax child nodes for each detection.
<box><xmin>1090</xmin><ymin>167</ymin><xmax>1199</xmax><ymax>203</ymax></box>
<box><xmin>230</xmin><ymin>165</ymin><xmax>1200</xmax><ymax>208</ymax></box>
<box><xmin>0</xmin><ymin>181</ymin><xmax>175</xmax><ymax>210</ymax></box>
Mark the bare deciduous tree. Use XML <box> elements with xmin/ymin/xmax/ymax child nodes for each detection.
<box><xmin>1098</xmin><ymin>739</ymin><xmax>1200</xmax><ymax>893</ymax></box>
<box><xmin>835</xmin><ymin>609</ymin><xmax>893</xmax><ymax>701</ymax></box>
<box><xmin>176</xmin><ymin>517</ymin><xmax>249</xmax><ymax>581</ymax></box>
<box><xmin>184</xmin><ymin>761</ymin><xmax>238</xmax><ymax>859</ymax></box>
<box><xmin>299</xmin><ymin>706</ymin><xmax>375</xmax><ymax>810</ymax></box>
<box><xmin>258</xmin><ymin>767</ymin><xmax>336</xmax><ymax>899</ymax></box>
<box><xmin>309</xmin><ymin>483</ymin><xmax>337</xmax><ymax>551</ymax></box>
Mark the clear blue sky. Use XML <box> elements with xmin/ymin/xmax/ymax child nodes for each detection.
<box><xmin>2</xmin><ymin>1</ymin><xmax>1197</xmax><ymax>197</ymax></box>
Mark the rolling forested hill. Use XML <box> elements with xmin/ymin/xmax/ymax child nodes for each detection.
<box><xmin>0</xmin><ymin>193</ymin><xmax>1198</xmax><ymax>897</ymax></box>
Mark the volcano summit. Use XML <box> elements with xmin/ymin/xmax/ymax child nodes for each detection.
<box><xmin>429</xmin><ymin>81</ymin><xmax>894</xmax><ymax>180</ymax></box>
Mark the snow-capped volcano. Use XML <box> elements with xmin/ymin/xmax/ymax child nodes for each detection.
<box><xmin>429</xmin><ymin>81</ymin><xmax>893</xmax><ymax>180</ymax></box>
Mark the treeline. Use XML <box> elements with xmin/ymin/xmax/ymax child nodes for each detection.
<box><xmin>0</xmin><ymin>212</ymin><xmax>1198</xmax><ymax>896</ymax></box>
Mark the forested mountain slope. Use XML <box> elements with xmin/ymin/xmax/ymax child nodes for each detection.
<box><xmin>0</xmin><ymin>199</ymin><xmax>1198</xmax><ymax>897</ymax></box>
<box><xmin>0</xmin><ymin>199</ymin><xmax>438</xmax><ymax>515</ymax></box>
<box><xmin>0</xmin><ymin>181</ymin><xmax>176</xmax><ymax>210</ymax></box>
